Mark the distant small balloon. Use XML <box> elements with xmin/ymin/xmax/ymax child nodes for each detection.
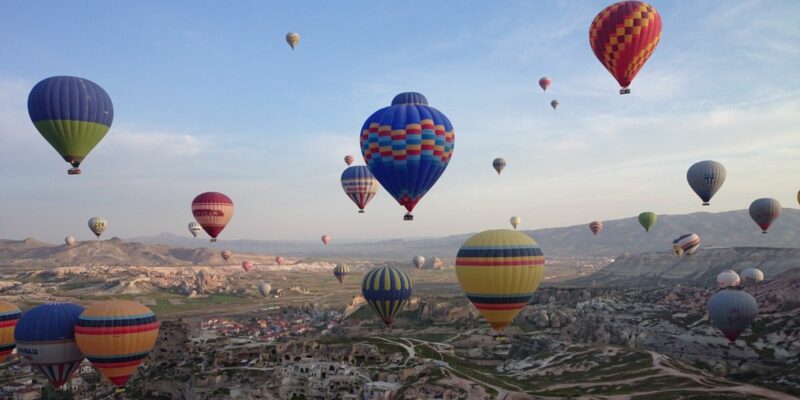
<box><xmin>275</xmin><ymin>256</ymin><xmax>285</xmax><ymax>266</ymax></box>
<box><xmin>740</xmin><ymin>268</ymin><xmax>764</xmax><ymax>285</ymax></box>
<box><xmin>258</xmin><ymin>282</ymin><xmax>272</xmax><ymax>297</ymax></box>
<box><xmin>509</xmin><ymin>216</ymin><xmax>521</xmax><ymax>230</ymax></box>
<box><xmin>65</xmin><ymin>236</ymin><xmax>76</xmax><ymax>246</ymax></box>
<box><xmin>538</xmin><ymin>77</ymin><xmax>551</xmax><ymax>91</ymax></box>
<box><xmin>344</xmin><ymin>155</ymin><xmax>354</xmax><ymax>166</ymax></box>
<box><xmin>242</xmin><ymin>261</ymin><xmax>254</xmax><ymax>272</ymax></box>
<box><xmin>638</xmin><ymin>212</ymin><xmax>656</xmax><ymax>232</ymax></box>
<box><xmin>749</xmin><ymin>198</ymin><xmax>781</xmax><ymax>234</ymax></box>
<box><xmin>675</xmin><ymin>233</ymin><xmax>700</xmax><ymax>256</ymax></box>
<box><xmin>413</xmin><ymin>255</ymin><xmax>425</xmax><ymax>269</ymax></box>
<box><xmin>333</xmin><ymin>264</ymin><xmax>350</xmax><ymax>284</ymax></box>
<box><xmin>286</xmin><ymin>32</ymin><xmax>300</xmax><ymax>49</ymax></box>
<box><xmin>321</xmin><ymin>235</ymin><xmax>331</xmax><ymax>245</ymax></box>
<box><xmin>221</xmin><ymin>250</ymin><xmax>232</xmax><ymax>261</ymax></box>
<box><xmin>717</xmin><ymin>270</ymin><xmax>740</xmax><ymax>288</ymax></box>
<box><xmin>188</xmin><ymin>222</ymin><xmax>202</xmax><ymax>238</ymax></box>
<box><xmin>589</xmin><ymin>221</ymin><xmax>603</xmax><ymax>236</ymax></box>
<box><xmin>492</xmin><ymin>158</ymin><xmax>506</xmax><ymax>175</ymax></box>
<box><xmin>550</xmin><ymin>99</ymin><xmax>559</xmax><ymax>110</ymax></box>
<box><xmin>687</xmin><ymin>160</ymin><xmax>726</xmax><ymax>206</ymax></box>
<box><xmin>88</xmin><ymin>217</ymin><xmax>107</xmax><ymax>238</ymax></box>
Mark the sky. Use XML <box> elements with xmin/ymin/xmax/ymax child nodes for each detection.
<box><xmin>1</xmin><ymin>1</ymin><xmax>799</xmax><ymax>243</ymax></box>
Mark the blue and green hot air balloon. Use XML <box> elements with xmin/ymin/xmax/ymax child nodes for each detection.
<box><xmin>360</xmin><ymin>92</ymin><xmax>455</xmax><ymax>220</ymax></box>
<box><xmin>28</xmin><ymin>76</ymin><xmax>114</xmax><ymax>175</ymax></box>
<box><xmin>361</xmin><ymin>266</ymin><xmax>412</xmax><ymax>326</ymax></box>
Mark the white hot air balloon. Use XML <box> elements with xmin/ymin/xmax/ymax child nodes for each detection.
<box><xmin>717</xmin><ymin>270</ymin><xmax>740</xmax><ymax>288</ymax></box>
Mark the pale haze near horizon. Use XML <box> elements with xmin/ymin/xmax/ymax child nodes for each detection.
<box><xmin>1</xmin><ymin>1</ymin><xmax>798</xmax><ymax>244</ymax></box>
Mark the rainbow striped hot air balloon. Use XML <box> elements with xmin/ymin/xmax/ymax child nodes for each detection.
<box><xmin>361</xmin><ymin>266</ymin><xmax>413</xmax><ymax>326</ymax></box>
<box><xmin>28</xmin><ymin>76</ymin><xmax>114</xmax><ymax>175</ymax></box>
<box><xmin>456</xmin><ymin>230</ymin><xmax>545</xmax><ymax>331</ymax></box>
<box><xmin>0</xmin><ymin>301</ymin><xmax>21</xmax><ymax>363</ymax></box>
<box><xmin>75</xmin><ymin>301</ymin><xmax>159</xmax><ymax>387</ymax></box>
<box><xmin>341</xmin><ymin>166</ymin><xmax>379</xmax><ymax>213</ymax></box>
<box><xmin>192</xmin><ymin>192</ymin><xmax>234</xmax><ymax>242</ymax></box>
<box><xmin>15</xmin><ymin>303</ymin><xmax>85</xmax><ymax>388</ymax></box>
<box><xmin>360</xmin><ymin>92</ymin><xmax>455</xmax><ymax>221</ymax></box>
<box><xmin>333</xmin><ymin>264</ymin><xmax>350</xmax><ymax>284</ymax></box>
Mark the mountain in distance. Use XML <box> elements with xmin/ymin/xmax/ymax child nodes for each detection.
<box><xmin>131</xmin><ymin>209</ymin><xmax>800</xmax><ymax>260</ymax></box>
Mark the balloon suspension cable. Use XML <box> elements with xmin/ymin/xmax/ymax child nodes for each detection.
<box><xmin>403</xmin><ymin>213</ymin><xmax>414</xmax><ymax>221</ymax></box>
<box><xmin>68</xmin><ymin>168</ymin><xmax>81</xmax><ymax>175</ymax></box>
<box><xmin>620</xmin><ymin>88</ymin><xmax>631</xmax><ymax>95</ymax></box>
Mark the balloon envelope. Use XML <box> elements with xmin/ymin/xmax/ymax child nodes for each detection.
<box><xmin>589</xmin><ymin>221</ymin><xmax>603</xmax><ymax>236</ymax></box>
<box><xmin>88</xmin><ymin>217</ymin><xmax>107</xmax><ymax>238</ymax></box>
<box><xmin>550</xmin><ymin>100</ymin><xmax>559</xmax><ymax>110</ymax></box>
<box><xmin>275</xmin><ymin>256</ymin><xmax>285</xmax><ymax>266</ymax></box>
<box><xmin>708</xmin><ymin>290</ymin><xmax>758</xmax><ymax>343</ymax></box>
<box><xmin>27</xmin><ymin>76</ymin><xmax>113</xmax><ymax>174</ymax></box>
<box><xmin>0</xmin><ymin>301</ymin><xmax>21</xmax><ymax>363</ymax></box>
<box><xmin>538</xmin><ymin>77</ymin><xmax>551</xmax><ymax>91</ymax></box>
<box><xmin>188</xmin><ymin>222</ymin><xmax>202</xmax><ymax>237</ymax></box>
<box><xmin>589</xmin><ymin>1</ymin><xmax>662</xmax><ymax>93</ymax></box>
<box><xmin>14</xmin><ymin>303</ymin><xmax>85</xmax><ymax>388</ymax></box>
<box><xmin>687</xmin><ymin>161</ymin><xmax>726</xmax><ymax>206</ymax></box>
<box><xmin>341</xmin><ymin>166</ymin><xmax>379</xmax><ymax>213</ymax></box>
<box><xmin>413</xmin><ymin>255</ymin><xmax>425</xmax><ymax>269</ymax></box>
<box><xmin>242</xmin><ymin>261</ymin><xmax>254</xmax><ymax>272</ymax></box>
<box><xmin>221</xmin><ymin>250</ymin><xmax>232</xmax><ymax>261</ymax></box>
<box><xmin>65</xmin><ymin>236</ymin><xmax>76</xmax><ymax>246</ymax></box>
<box><xmin>638</xmin><ymin>212</ymin><xmax>656</xmax><ymax>232</ymax></box>
<box><xmin>360</xmin><ymin>92</ymin><xmax>455</xmax><ymax>220</ymax></box>
<box><xmin>75</xmin><ymin>301</ymin><xmax>158</xmax><ymax>387</ymax></box>
<box><xmin>344</xmin><ymin>155</ymin><xmax>354</xmax><ymax>166</ymax></box>
<box><xmin>676</xmin><ymin>233</ymin><xmax>700</xmax><ymax>256</ymax></box>
<box><xmin>333</xmin><ymin>264</ymin><xmax>350</xmax><ymax>284</ymax></box>
<box><xmin>286</xmin><ymin>32</ymin><xmax>300</xmax><ymax>49</ymax></box>
<box><xmin>456</xmin><ymin>229</ymin><xmax>544</xmax><ymax>331</ymax></box>
<box><xmin>493</xmin><ymin>158</ymin><xmax>506</xmax><ymax>175</ymax></box>
<box><xmin>741</xmin><ymin>268</ymin><xmax>764</xmax><ymax>285</ymax></box>
<box><xmin>258</xmin><ymin>283</ymin><xmax>272</xmax><ymax>297</ymax></box>
<box><xmin>361</xmin><ymin>266</ymin><xmax>412</xmax><ymax>326</ymax></box>
<box><xmin>192</xmin><ymin>192</ymin><xmax>234</xmax><ymax>242</ymax></box>
<box><xmin>509</xmin><ymin>216</ymin><xmax>521</xmax><ymax>229</ymax></box>
<box><xmin>717</xmin><ymin>270</ymin><xmax>740</xmax><ymax>288</ymax></box>
<box><xmin>749</xmin><ymin>198</ymin><xmax>781</xmax><ymax>233</ymax></box>
<box><xmin>321</xmin><ymin>235</ymin><xmax>331</xmax><ymax>245</ymax></box>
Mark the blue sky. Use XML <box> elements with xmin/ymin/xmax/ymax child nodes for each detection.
<box><xmin>1</xmin><ymin>1</ymin><xmax>799</xmax><ymax>243</ymax></box>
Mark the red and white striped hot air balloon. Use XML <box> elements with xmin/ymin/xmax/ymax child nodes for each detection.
<box><xmin>191</xmin><ymin>192</ymin><xmax>233</xmax><ymax>242</ymax></box>
<box><xmin>344</xmin><ymin>155</ymin><xmax>354</xmax><ymax>166</ymax></box>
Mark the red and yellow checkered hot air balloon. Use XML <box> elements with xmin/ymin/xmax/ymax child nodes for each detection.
<box><xmin>75</xmin><ymin>301</ymin><xmax>159</xmax><ymax>388</ymax></box>
<box><xmin>589</xmin><ymin>1</ymin><xmax>662</xmax><ymax>94</ymax></box>
<box><xmin>0</xmin><ymin>301</ymin><xmax>21</xmax><ymax>363</ymax></box>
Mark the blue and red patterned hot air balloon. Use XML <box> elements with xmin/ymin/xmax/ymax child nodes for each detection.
<box><xmin>341</xmin><ymin>166</ymin><xmax>379</xmax><ymax>213</ymax></box>
<box><xmin>360</xmin><ymin>92</ymin><xmax>455</xmax><ymax>220</ymax></box>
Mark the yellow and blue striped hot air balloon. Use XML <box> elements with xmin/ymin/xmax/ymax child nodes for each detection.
<box><xmin>456</xmin><ymin>229</ymin><xmax>545</xmax><ymax>331</ymax></box>
<box><xmin>75</xmin><ymin>300</ymin><xmax>159</xmax><ymax>388</ymax></box>
<box><xmin>0</xmin><ymin>301</ymin><xmax>21</xmax><ymax>363</ymax></box>
<box><xmin>361</xmin><ymin>266</ymin><xmax>412</xmax><ymax>326</ymax></box>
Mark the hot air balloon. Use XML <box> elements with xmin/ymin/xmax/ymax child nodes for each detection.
<box><xmin>0</xmin><ymin>301</ymin><xmax>21</xmax><ymax>363</ymax></box>
<box><xmin>456</xmin><ymin>229</ymin><xmax>544</xmax><ymax>331</ymax></box>
<box><xmin>14</xmin><ymin>303</ymin><xmax>85</xmax><ymax>388</ymax></box>
<box><xmin>550</xmin><ymin>100</ymin><xmax>559</xmax><ymax>110</ymax></box>
<box><xmin>741</xmin><ymin>268</ymin><xmax>764</xmax><ymax>285</ymax></box>
<box><xmin>286</xmin><ymin>32</ymin><xmax>300</xmax><ymax>49</ymax></box>
<box><xmin>749</xmin><ymin>198</ymin><xmax>781</xmax><ymax>234</ymax></box>
<box><xmin>638</xmin><ymin>212</ymin><xmax>656</xmax><ymax>232</ymax></box>
<box><xmin>538</xmin><ymin>77</ymin><xmax>551</xmax><ymax>91</ymax></box>
<box><xmin>676</xmin><ymin>233</ymin><xmax>700</xmax><ymax>256</ymax></box>
<box><xmin>671</xmin><ymin>239</ymin><xmax>684</xmax><ymax>256</ymax></box>
<box><xmin>258</xmin><ymin>283</ymin><xmax>272</xmax><ymax>297</ymax></box>
<box><xmin>509</xmin><ymin>216</ymin><xmax>521</xmax><ymax>230</ymax></box>
<box><xmin>717</xmin><ymin>270</ymin><xmax>740</xmax><ymax>288</ymax></box>
<box><xmin>74</xmin><ymin>301</ymin><xmax>158</xmax><ymax>387</ymax></box>
<box><xmin>321</xmin><ymin>235</ymin><xmax>331</xmax><ymax>245</ymax></box>
<box><xmin>188</xmin><ymin>222</ymin><xmax>202</xmax><ymax>237</ymax></box>
<box><xmin>28</xmin><ymin>76</ymin><xmax>114</xmax><ymax>175</ymax></box>
<box><xmin>341</xmin><ymin>166</ymin><xmax>380</xmax><ymax>213</ymax></box>
<box><xmin>589</xmin><ymin>221</ymin><xmax>603</xmax><ymax>236</ymax></box>
<box><xmin>221</xmin><ymin>250</ymin><xmax>232</xmax><ymax>261</ymax></box>
<box><xmin>333</xmin><ymin>264</ymin><xmax>350</xmax><ymax>284</ymax></box>
<box><xmin>88</xmin><ymin>217</ymin><xmax>107</xmax><ymax>238</ymax></box>
<box><xmin>413</xmin><ymin>255</ymin><xmax>425</xmax><ymax>269</ymax></box>
<box><xmin>242</xmin><ymin>261</ymin><xmax>254</xmax><ymax>272</ymax></box>
<box><xmin>275</xmin><ymin>256</ymin><xmax>285</xmax><ymax>266</ymax></box>
<box><xmin>589</xmin><ymin>1</ymin><xmax>662</xmax><ymax>94</ymax></box>
<box><xmin>361</xmin><ymin>92</ymin><xmax>455</xmax><ymax>221</ymax></box>
<box><xmin>708</xmin><ymin>290</ymin><xmax>758</xmax><ymax>343</ymax></box>
<box><xmin>344</xmin><ymin>155</ymin><xmax>354</xmax><ymax>166</ymax></box>
<box><xmin>192</xmin><ymin>192</ymin><xmax>234</xmax><ymax>242</ymax></box>
<box><xmin>361</xmin><ymin>266</ymin><xmax>412</xmax><ymax>326</ymax></box>
<box><xmin>493</xmin><ymin>158</ymin><xmax>506</xmax><ymax>175</ymax></box>
<box><xmin>687</xmin><ymin>161</ymin><xmax>726</xmax><ymax>206</ymax></box>
<box><xmin>65</xmin><ymin>236</ymin><xmax>76</xmax><ymax>246</ymax></box>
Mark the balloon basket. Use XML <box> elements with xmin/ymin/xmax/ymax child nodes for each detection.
<box><xmin>702</xmin><ymin>202</ymin><xmax>710</xmax><ymax>206</ymax></box>
<box><xmin>403</xmin><ymin>213</ymin><xmax>414</xmax><ymax>221</ymax></box>
<box><xmin>68</xmin><ymin>168</ymin><xmax>81</xmax><ymax>175</ymax></box>
<box><xmin>211</xmin><ymin>238</ymin><xmax>217</xmax><ymax>242</ymax></box>
<box><xmin>619</xmin><ymin>88</ymin><xmax>630</xmax><ymax>95</ymax></box>
<box><xmin>358</xmin><ymin>210</ymin><xmax>365</xmax><ymax>214</ymax></box>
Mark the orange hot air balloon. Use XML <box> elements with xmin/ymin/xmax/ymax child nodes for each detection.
<box><xmin>191</xmin><ymin>192</ymin><xmax>234</xmax><ymax>242</ymax></box>
<box><xmin>589</xmin><ymin>1</ymin><xmax>662</xmax><ymax>94</ymax></box>
<box><xmin>75</xmin><ymin>301</ymin><xmax>159</xmax><ymax>387</ymax></box>
<box><xmin>242</xmin><ymin>261</ymin><xmax>254</xmax><ymax>272</ymax></box>
<box><xmin>321</xmin><ymin>235</ymin><xmax>331</xmax><ymax>245</ymax></box>
<box><xmin>344</xmin><ymin>155</ymin><xmax>354</xmax><ymax>166</ymax></box>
